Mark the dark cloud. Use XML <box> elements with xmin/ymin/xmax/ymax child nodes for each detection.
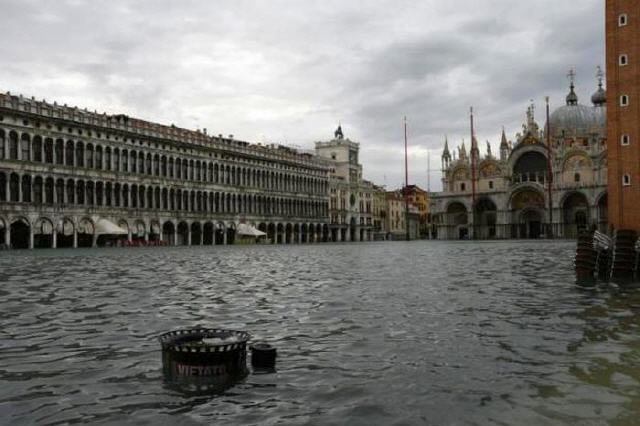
<box><xmin>0</xmin><ymin>0</ymin><xmax>604</xmax><ymax>190</ymax></box>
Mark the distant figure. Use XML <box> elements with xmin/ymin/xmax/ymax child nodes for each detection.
<box><xmin>335</xmin><ymin>125</ymin><xmax>344</xmax><ymax>139</ymax></box>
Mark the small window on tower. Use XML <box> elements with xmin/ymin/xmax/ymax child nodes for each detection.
<box><xmin>620</xmin><ymin>95</ymin><xmax>629</xmax><ymax>106</ymax></box>
<box><xmin>619</xmin><ymin>14</ymin><xmax>628</xmax><ymax>26</ymax></box>
<box><xmin>619</xmin><ymin>54</ymin><xmax>628</xmax><ymax>66</ymax></box>
<box><xmin>489</xmin><ymin>181</ymin><xmax>494</xmax><ymax>189</ymax></box>
<box><xmin>460</xmin><ymin>183</ymin><xmax>466</xmax><ymax>191</ymax></box>
<box><xmin>623</xmin><ymin>174</ymin><xmax>631</xmax><ymax>186</ymax></box>
<box><xmin>621</xmin><ymin>134</ymin><xmax>630</xmax><ymax>146</ymax></box>
<box><xmin>574</xmin><ymin>173</ymin><xmax>581</xmax><ymax>183</ymax></box>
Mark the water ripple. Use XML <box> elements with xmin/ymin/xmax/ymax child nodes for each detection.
<box><xmin>1</xmin><ymin>241</ymin><xmax>639</xmax><ymax>425</ymax></box>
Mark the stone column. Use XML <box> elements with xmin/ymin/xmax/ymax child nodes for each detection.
<box><xmin>17</xmin><ymin>175</ymin><xmax>22</xmax><ymax>203</ymax></box>
<box><xmin>52</xmin><ymin>231</ymin><xmax>57</xmax><ymax>249</ymax></box>
<box><xmin>28</xmin><ymin>227</ymin><xmax>34</xmax><ymax>249</ymax></box>
<box><xmin>354</xmin><ymin>227</ymin><xmax>360</xmax><ymax>242</ymax></box>
<box><xmin>4</xmin><ymin>227</ymin><xmax>10</xmax><ymax>247</ymax></box>
<box><xmin>92</xmin><ymin>233</ymin><xmax>98</xmax><ymax>248</ymax></box>
<box><xmin>345</xmin><ymin>227</ymin><xmax>351</xmax><ymax>242</ymax></box>
<box><xmin>297</xmin><ymin>230</ymin><xmax>302</xmax><ymax>244</ymax></box>
<box><xmin>187</xmin><ymin>228</ymin><xmax>192</xmax><ymax>246</ymax></box>
<box><xmin>223</xmin><ymin>229</ymin><xmax>228</xmax><ymax>245</ymax></box>
<box><xmin>73</xmin><ymin>228</ymin><xmax>78</xmax><ymax>249</ymax></box>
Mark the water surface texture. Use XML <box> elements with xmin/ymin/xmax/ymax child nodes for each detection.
<box><xmin>1</xmin><ymin>241</ymin><xmax>639</xmax><ymax>425</ymax></box>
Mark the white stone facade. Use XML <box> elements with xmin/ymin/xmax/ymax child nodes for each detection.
<box><xmin>0</xmin><ymin>92</ymin><xmax>333</xmax><ymax>249</ymax></box>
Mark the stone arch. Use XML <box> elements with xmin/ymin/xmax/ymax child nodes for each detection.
<box><xmin>77</xmin><ymin>217</ymin><xmax>95</xmax><ymax>247</ymax></box>
<box><xmin>133</xmin><ymin>220</ymin><xmax>146</xmax><ymax>240</ymax></box>
<box><xmin>473</xmin><ymin>197</ymin><xmax>498</xmax><ymax>239</ymax></box>
<box><xmin>57</xmin><ymin>217</ymin><xmax>75</xmax><ymax>248</ymax></box>
<box><xmin>445</xmin><ymin>201</ymin><xmax>468</xmax><ymax>240</ymax></box>
<box><xmin>162</xmin><ymin>221</ymin><xmax>175</xmax><ymax>245</ymax></box>
<box><xmin>10</xmin><ymin>216</ymin><xmax>31</xmax><ymax>249</ymax></box>
<box><xmin>33</xmin><ymin>216</ymin><xmax>55</xmax><ymax>248</ymax></box>
<box><xmin>177</xmin><ymin>221</ymin><xmax>189</xmax><ymax>246</ymax></box>
<box><xmin>509</xmin><ymin>188</ymin><xmax>545</xmax><ymax>239</ymax></box>
<box><xmin>190</xmin><ymin>221</ymin><xmax>202</xmax><ymax>245</ymax></box>
<box><xmin>285</xmin><ymin>223</ymin><xmax>293</xmax><ymax>244</ymax></box>
<box><xmin>203</xmin><ymin>221</ymin><xmax>214</xmax><ymax>245</ymax></box>
<box><xmin>562</xmin><ymin>151</ymin><xmax>593</xmax><ymax>186</ymax></box>
<box><xmin>226</xmin><ymin>222</ymin><xmax>236</xmax><ymax>245</ymax></box>
<box><xmin>561</xmin><ymin>191</ymin><xmax>589</xmax><ymax>238</ymax></box>
<box><xmin>149</xmin><ymin>220</ymin><xmax>161</xmax><ymax>241</ymax></box>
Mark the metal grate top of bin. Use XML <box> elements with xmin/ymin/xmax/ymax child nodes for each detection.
<box><xmin>159</xmin><ymin>328</ymin><xmax>251</xmax><ymax>353</ymax></box>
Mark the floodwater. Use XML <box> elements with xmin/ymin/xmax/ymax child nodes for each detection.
<box><xmin>1</xmin><ymin>241</ymin><xmax>639</xmax><ymax>426</ymax></box>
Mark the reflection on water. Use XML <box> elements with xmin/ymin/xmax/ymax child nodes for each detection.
<box><xmin>0</xmin><ymin>241</ymin><xmax>639</xmax><ymax>425</ymax></box>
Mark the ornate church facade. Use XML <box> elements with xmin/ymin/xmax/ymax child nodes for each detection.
<box><xmin>431</xmin><ymin>70</ymin><xmax>608</xmax><ymax>240</ymax></box>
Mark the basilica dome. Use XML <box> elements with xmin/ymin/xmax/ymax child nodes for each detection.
<box><xmin>548</xmin><ymin>81</ymin><xmax>604</xmax><ymax>137</ymax></box>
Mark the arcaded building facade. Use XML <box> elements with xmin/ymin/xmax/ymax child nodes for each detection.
<box><xmin>431</xmin><ymin>72</ymin><xmax>609</xmax><ymax>240</ymax></box>
<box><xmin>0</xmin><ymin>92</ymin><xmax>331</xmax><ymax>249</ymax></box>
<box><xmin>606</xmin><ymin>0</ymin><xmax>640</xmax><ymax>232</ymax></box>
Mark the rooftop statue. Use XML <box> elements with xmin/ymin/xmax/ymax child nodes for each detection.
<box><xmin>335</xmin><ymin>125</ymin><xmax>344</xmax><ymax>140</ymax></box>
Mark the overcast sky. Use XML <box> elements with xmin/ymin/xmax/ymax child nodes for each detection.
<box><xmin>0</xmin><ymin>0</ymin><xmax>605</xmax><ymax>190</ymax></box>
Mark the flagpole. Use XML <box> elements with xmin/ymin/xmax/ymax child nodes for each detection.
<box><xmin>546</xmin><ymin>96</ymin><xmax>553</xmax><ymax>238</ymax></box>
<box><xmin>470</xmin><ymin>107</ymin><xmax>477</xmax><ymax>240</ymax></box>
<box><xmin>404</xmin><ymin>116</ymin><xmax>410</xmax><ymax>241</ymax></box>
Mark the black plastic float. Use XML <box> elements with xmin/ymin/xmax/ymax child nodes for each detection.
<box><xmin>250</xmin><ymin>342</ymin><xmax>277</xmax><ymax>370</ymax></box>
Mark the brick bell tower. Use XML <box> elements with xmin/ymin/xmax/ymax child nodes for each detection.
<box><xmin>606</xmin><ymin>0</ymin><xmax>640</xmax><ymax>232</ymax></box>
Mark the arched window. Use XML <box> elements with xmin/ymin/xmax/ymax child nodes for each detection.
<box><xmin>20</xmin><ymin>134</ymin><xmax>30</xmax><ymax>161</ymax></box>
<box><xmin>0</xmin><ymin>129</ymin><xmax>5</xmax><ymax>159</ymax></box>
<box><xmin>33</xmin><ymin>136</ymin><xmax>42</xmax><ymax>162</ymax></box>
<box><xmin>44</xmin><ymin>138</ymin><xmax>53</xmax><ymax>163</ymax></box>
<box><xmin>574</xmin><ymin>173</ymin><xmax>581</xmax><ymax>183</ymax></box>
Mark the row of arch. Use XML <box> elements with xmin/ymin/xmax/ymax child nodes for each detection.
<box><xmin>0</xmin><ymin>216</ymin><xmax>376</xmax><ymax>249</ymax></box>
<box><xmin>0</xmin><ymin>129</ymin><xmax>327</xmax><ymax>194</ymax></box>
<box><xmin>440</xmin><ymin>188</ymin><xmax>608</xmax><ymax>240</ymax></box>
<box><xmin>0</xmin><ymin>171</ymin><xmax>328</xmax><ymax>218</ymax></box>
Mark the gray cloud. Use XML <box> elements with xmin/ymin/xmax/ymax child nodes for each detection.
<box><xmin>0</xmin><ymin>0</ymin><xmax>604</xmax><ymax>190</ymax></box>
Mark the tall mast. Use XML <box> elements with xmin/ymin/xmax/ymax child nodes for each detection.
<box><xmin>427</xmin><ymin>152</ymin><xmax>431</xmax><ymax>193</ymax></box>
<box><xmin>470</xmin><ymin>107</ymin><xmax>477</xmax><ymax>238</ymax></box>
<box><xmin>545</xmin><ymin>96</ymin><xmax>553</xmax><ymax>238</ymax></box>
<box><xmin>404</xmin><ymin>116</ymin><xmax>410</xmax><ymax>241</ymax></box>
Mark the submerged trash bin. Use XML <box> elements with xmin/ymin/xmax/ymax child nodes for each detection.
<box><xmin>159</xmin><ymin>328</ymin><xmax>250</xmax><ymax>393</ymax></box>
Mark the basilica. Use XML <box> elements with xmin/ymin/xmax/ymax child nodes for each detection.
<box><xmin>431</xmin><ymin>69</ymin><xmax>608</xmax><ymax>240</ymax></box>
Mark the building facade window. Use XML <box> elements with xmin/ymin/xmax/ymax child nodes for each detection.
<box><xmin>621</xmin><ymin>134</ymin><xmax>630</xmax><ymax>146</ymax></box>
<box><xmin>488</xmin><ymin>180</ymin><xmax>494</xmax><ymax>189</ymax></box>
<box><xmin>623</xmin><ymin>174</ymin><xmax>631</xmax><ymax>186</ymax></box>
<box><xmin>460</xmin><ymin>183</ymin><xmax>466</xmax><ymax>191</ymax></box>
<box><xmin>619</xmin><ymin>13</ymin><xmax>628</xmax><ymax>26</ymax></box>
<box><xmin>619</xmin><ymin>54</ymin><xmax>628</xmax><ymax>66</ymax></box>
<box><xmin>620</xmin><ymin>95</ymin><xmax>629</xmax><ymax>106</ymax></box>
<box><xmin>574</xmin><ymin>173</ymin><xmax>581</xmax><ymax>183</ymax></box>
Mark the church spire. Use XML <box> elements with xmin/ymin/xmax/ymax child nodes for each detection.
<box><xmin>441</xmin><ymin>136</ymin><xmax>451</xmax><ymax>169</ymax></box>
<box><xmin>591</xmin><ymin>65</ymin><xmax>606</xmax><ymax>106</ymax></box>
<box><xmin>566</xmin><ymin>68</ymin><xmax>578</xmax><ymax>106</ymax></box>
<box><xmin>500</xmin><ymin>126</ymin><xmax>509</xmax><ymax>161</ymax></box>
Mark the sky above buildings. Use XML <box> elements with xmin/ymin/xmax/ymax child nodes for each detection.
<box><xmin>0</xmin><ymin>0</ymin><xmax>604</xmax><ymax>190</ymax></box>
